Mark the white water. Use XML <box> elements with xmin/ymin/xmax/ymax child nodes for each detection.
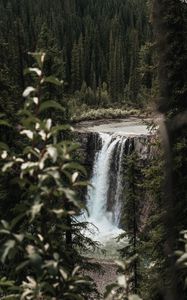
<box><xmin>113</xmin><ymin>138</ymin><xmax>127</xmax><ymax>226</ymax></box>
<box><xmin>86</xmin><ymin>133</ymin><xmax>127</xmax><ymax>244</ymax></box>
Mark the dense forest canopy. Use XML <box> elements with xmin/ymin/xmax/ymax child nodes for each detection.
<box><xmin>0</xmin><ymin>0</ymin><xmax>154</xmax><ymax>112</ymax></box>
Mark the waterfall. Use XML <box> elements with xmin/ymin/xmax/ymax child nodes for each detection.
<box><xmin>113</xmin><ymin>137</ymin><xmax>127</xmax><ymax>226</ymax></box>
<box><xmin>86</xmin><ymin>132</ymin><xmax>127</xmax><ymax>243</ymax></box>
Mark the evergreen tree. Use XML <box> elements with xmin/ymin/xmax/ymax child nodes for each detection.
<box><xmin>128</xmin><ymin>30</ymin><xmax>141</xmax><ymax>104</ymax></box>
<box><xmin>71</xmin><ymin>41</ymin><xmax>82</xmax><ymax>91</ymax></box>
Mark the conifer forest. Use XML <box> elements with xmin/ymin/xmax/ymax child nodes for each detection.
<box><xmin>0</xmin><ymin>1</ymin><xmax>187</xmax><ymax>300</ymax></box>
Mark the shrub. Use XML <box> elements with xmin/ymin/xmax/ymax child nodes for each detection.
<box><xmin>0</xmin><ymin>53</ymin><xmax>96</xmax><ymax>300</ymax></box>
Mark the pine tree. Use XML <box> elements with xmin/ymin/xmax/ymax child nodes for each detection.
<box><xmin>108</xmin><ymin>21</ymin><xmax>125</xmax><ymax>102</ymax></box>
<box><xmin>36</xmin><ymin>23</ymin><xmax>67</xmax><ymax>121</ymax></box>
<box><xmin>128</xmin><ymin>30</ymin><xmax>141</xmax><ymax>104</ymax></box>
<box><xmin>71</xmin><ymin>39</ymin><xmax>83</xmax><ymax>92</ymax></box>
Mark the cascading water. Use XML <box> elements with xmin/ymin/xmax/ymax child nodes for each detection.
<box><xmin>86</xmin><ymin>132</ymin><xmax>128</xmax><ymax>243</ymax></box>
<box><xmin>113</xmin><ymin>137</ymin><xmax>127</xmax><ymax>226</ymax></box>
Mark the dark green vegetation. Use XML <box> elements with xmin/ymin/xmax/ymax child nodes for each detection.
<box><xmin>119</xmin><ymin>1</ymin><xmax>187</xmax><ymax>300</ymax></box>
<box><xmin>0</xmin><ymin>0</ymin><xmax>156</xmax><ymax>120</ymax></box>
<box><xmin>152</xmin><ymin>1</ymin><xmax>187</xmax><ymax>299</ymax></box>
<box><xmin>0</xmin><ymin>0</ymin><xmax>187</xmax><ymax>300</ymax></box>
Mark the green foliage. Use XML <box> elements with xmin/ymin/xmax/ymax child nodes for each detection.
<box><xmin>0</xmin><ymin>53</ymin><xmax>97</xmax><ymax>300</ymax></box>
<box><xmin>175</xmin><ymin>231</ymin><xmax>187</xmax><ymax>288</ymax></box>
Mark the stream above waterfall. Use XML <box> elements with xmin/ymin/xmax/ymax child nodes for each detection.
<box><xmin>75</xmin><ymin>117</ymin><xmax>151</xmax><ymax>136</ymax></box>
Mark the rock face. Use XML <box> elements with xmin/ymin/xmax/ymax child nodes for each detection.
<box><xmin>74</xmin><ymin>130</ymin><xmax>154</xmax><ymax>172</ymax></box>
<box><xmin>74</xmin><ymin>132</ymin><xmax>101</xmax><ymax>177</ymax></box>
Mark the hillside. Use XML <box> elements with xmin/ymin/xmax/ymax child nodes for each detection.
<box><xmin>0</xmin><ymin>0</ymin><xmax>155</xmax><ymax>117</ymax></box>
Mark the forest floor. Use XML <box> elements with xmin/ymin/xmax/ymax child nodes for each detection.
<box><xmin>85</xmin><ymin>259</ymin><xmax>118</xmax><ymax>298</ymax></box>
